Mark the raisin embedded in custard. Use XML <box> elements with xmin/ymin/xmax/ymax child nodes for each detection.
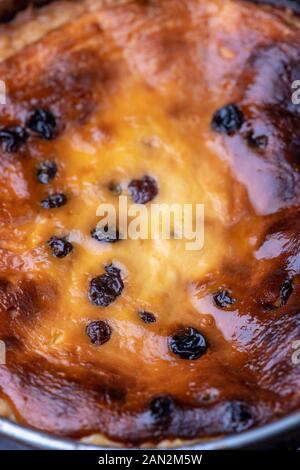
<box><xmin>48</xmin><ymin>236</ymin><xmax>73</xmax><ymax>258</ymax></box>
<box><xmin>86</xmin><ymin>320</ymin><xmax>111</xmax><ymax>345</ymax></box>
<box><xmin>280</xmin><ymin>279</ymin><xmax>293</xmax><ymax>306</ymax></box>
<box><xmin>139</xmin><ymin>310</ymin><xmax>156</xmax><ymax>324</ymax></box>
<box><xmin>37</xmin><ymin>161</ymin><xmax>57</xmax><ymax>184</ymax></box>
<box><xmin>128</xmin><ymin>175</ymin><xmax>158</xmax><ymax>204</ymax></box>
<box><xmin>150</xmin><ymin>395</ymin><xmax>175</xmax><ymax>421</ymax></box>
<box><xmin>0</xmin><ymin>126</ymin><xmax>28</xmax><ymax>152</ymax></box>
<box><xmin>41</xmin><ymin>193</ymin><xmax>67</xmax><ymax>209</ymax></box>
<box><xmin>168</xmin><ymin>327</ymin><xmax>207</xmax><ymax>360</ymax></box>
<box><xmin>91</xmin><ymin>225</ymin><xmax>122</xmax><ymax>243</ymax></box>
<box><xmin>226</xmin><ymin>401</ymin><xmax>253</xmax><ymax>432</ymax></box>
<box><xmin>211</xmin><ymin>104</ymin><xmax>244</xmax><ymax>135</ymax></box>
<box><xmin>27</xmin><ymin>109</ymin><xmax>56</xmax><ymax>140</ymax></box>
<box><xmin>213</xmin><ymin>290</ymin><xmax>236</xmax><ymax>308</ymax></box>
<box><xmin>88</xmin><ymin>265</ymin><xmax>124</xmax><ymax>307</ymax></box>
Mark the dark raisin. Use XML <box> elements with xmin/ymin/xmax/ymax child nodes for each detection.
<box><xmin>128</xmin><ymin>175</ymin><xmax>158</xmax><ymax>204</ymax></box>
<box><xmin>280</xmin><ymin>279</ymin><xmax>293</xmax><ymax>306</ymax></box>
<box><xmin>139</xmin><ymin>310</ymin><xmax>156</xmax><ymax>324</ymax></box>
<box><xmin>213</xmin><ymin>290</ymin><xmax>236</xmax><ymax>308</ymax></box>
<box><xmin>47</xmin><ymin>236</ymin><xmax>73</xmax><ymax>258</ymax></box>
<box><xmin>27</xmin><ymin>109</ymin><xmax>56</xmax><ymax>140</ymax></box>
<box><xmin>150</xmin><ymin>395</ymin><xmax>175</xmax><ymax>421</ymax></box>
<box><xmin>0</xmin><ymin>126</ymin><xmax>28</xmax><ymax>152</ymax></box>
<box><xmin>211</xmin><ymin>104</ymin><xmax>244</xmax><ymax>135</ymax></box>
<box><xmin>36</xmin><ymin>161</ymin><xmax>57</xmax><ymax>184</ymax></box>
<box><xmin>105</xmin><ymin>264</ymin><xmax>121</xmax><ymax>276</ymax></box>
<box><xmin>247</xmin><ymin>132</ymin><xmax>268</xmax><ymax>149</ymax></box>
<box><xmin>225</xmin><ymin>401</ymin><xmax>253</xmax><ymax>432</ymax></box>
<box><xmin>41</xmin><ymin>193</ymin><xmax>67</xmax><ymax>209</ymax></box>
<box><xmin>108</xmin><ymin>181</ymin><xmax>122</xmax><ymax>196</ymax></box>
<box><xmin>88</xmin><ymin>265</ymin><xmax>124</xmax><ymax>307</ymax></box>
<box><xmin>86</xmin><ymin>320</ymin><xmax>111</xmax><ymax>345</ymax></box>
<box><xmin>91</xmin><ymin>225</ymin><xmax>122</xmax><ymax>243</ymax></box>
<box><xmin>168</xmin><ymin>327</ymin><xmax>207</xmax><ymax>360</ymax></box>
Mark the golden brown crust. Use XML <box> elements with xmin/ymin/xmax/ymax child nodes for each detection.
<box><xmin>0</xmin><ymin>0</ymin><xmax>300</xmax><ymax>446</ymax></box>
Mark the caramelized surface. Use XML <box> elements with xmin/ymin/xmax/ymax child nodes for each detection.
<box><xmin>0</xmin><ymin>0</ymin><xmax>300</xmax><ymax>446</ymax></box>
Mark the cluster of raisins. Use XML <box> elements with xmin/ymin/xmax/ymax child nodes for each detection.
<box><xmin>0</xmin><ymin>108</ymin><xmax>57</xmax><ymax>153</ymax></box>
<box><xmin>0</xmin><ymin>109</ymin><xmax>64</xmax><ymax>207</ymax></box>
<box><xmin>29</xmin><ymin>101</ymin><xmax>289</xmax><ymax>428</ymax></box>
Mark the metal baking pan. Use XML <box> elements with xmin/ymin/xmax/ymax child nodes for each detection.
<box><xmin>0</xmin><ymin>410</ymin><xmax>300</xmax><ymax>449</ymax></box>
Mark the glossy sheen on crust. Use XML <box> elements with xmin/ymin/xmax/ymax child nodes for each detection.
<box><xmin>0</xmin><ymin>0</ymin><xmax>300</xmax><ymax>446</ymax></box>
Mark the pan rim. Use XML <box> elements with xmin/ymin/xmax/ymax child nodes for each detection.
<box><xmin>0</xmin><ymin>410</ymin><xmax>300</xmax><ymax>450</ymax></box>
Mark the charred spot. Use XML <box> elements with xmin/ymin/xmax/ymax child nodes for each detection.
<box><xmin>86</xmin><ymin>320</ymin><xmax>112</xmax><ymax>345</ymax></box>
<box><xmin>31</xmin><ymin>48</ymin><xmax>116</xmax><ymax>128</ymax></box>
<box><xmin>94</xmin><ymin>383</ymin><xmax>126</xmax><ymax>405</ymax></box>
<box><xmin>88</xmin><ymin>265</ymin><xmax>124</xmax><ymax>307</ymax></box>
<box><xmin>0</xmin><ymin>0</ymin><xmax>28</xmax><ymax>22</ymax></box>
<box><xmin>241</xmin><ymin>44</ymin><xmax>300</xmax><ymax>116</ymax></box>
<box><xmin>0</xmin><ymin>126</ymin><xmax>28</xmax><ymax>152</ymax></box>
<box><xmin>104</xmin><ymin>385</ymin><xmax>126</xmax><ymax>403</ymax></box>
<box><xmin>27</xmin><ymin>109</ymin><xmax>57</xmax><ymax>140</ymax></box>
<box><xmin>33</xmin><ymin>0</ymin><xmax>54</xmax><ymax>6</ymax></box>
<box><xmin>150</xmin><ymin>395</ymin><xmax>175</xmax><ymax>422</ymax></box>
<box><xmin>6</xmin><ymin>280</ymin><xmax>39</xmax><ymax>318</ymax></box>
<box><xmin>41</xmin><ymin>193</ymin><xmax>67</xmax><ymax>209</ymax></box>
<box><xmin>168</xmin><ymin>327</ymin><xmax>207</xmax><ymax>360</ymax></box>
<box><xmin>36</xmin><ymin>161</ymin><xmax>57</xmax><ymax>185</ymax></box>
<box><xmin>211</xmin><ymin>104</ymin><xmax>244</xmax><ymax>136</ymax></box>
<box><xmin>137</xmin><ymin>0</ymin><xmax>154</xmax><ymax>6</ymax></box>
<box><xmin>128</xmin><ymin>175</ymin><xmax>158</xmax><ymax>204</ymax></box>
<box><xmin>139</xmin><ymin>310</ymin><xmax>156</xmax><ymax>324</ymax></box>
<box><xmin>261</xmin><ymin>302</ymin><xmax>277</xmax><ymax>312</ymax></box>
<box><xmin>84</xmin><ymin>371</ymin><xmax>127</xmax><ymax>406</ymax></box>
